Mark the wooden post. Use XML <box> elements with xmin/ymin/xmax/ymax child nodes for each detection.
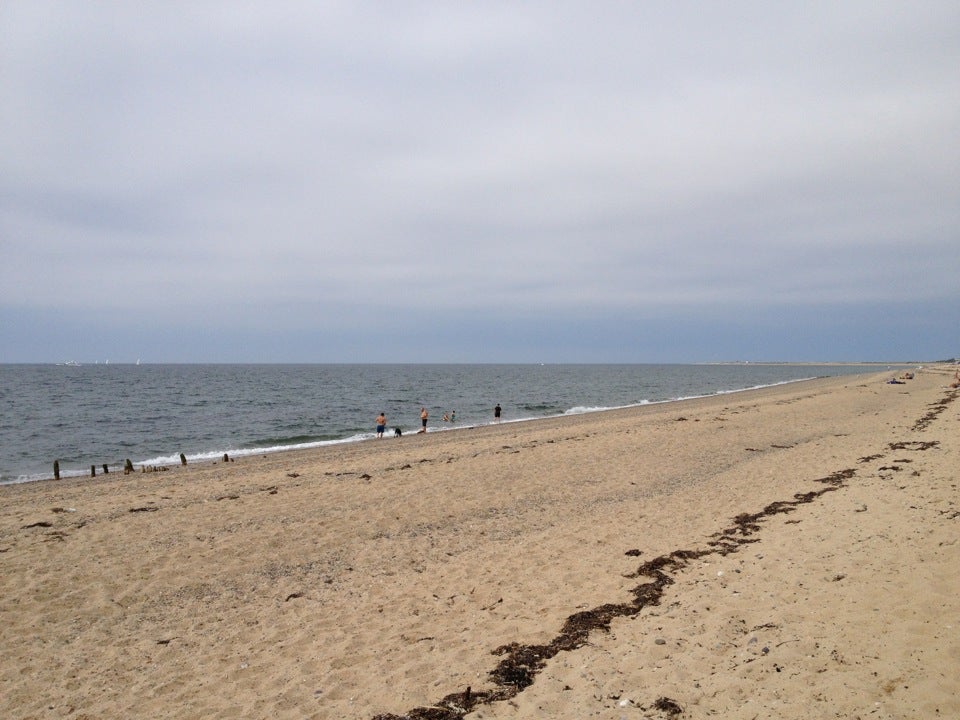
<box><xmin>124</xmin><ymin>459</ymin><xmax>134</xmax><ymax>475</ymax></box>
<box><xmin>90</xmin><ymin>465</ymin><xmax>96</xmax><ymax>477</ymax></box>
<box><xmin>180</xmin><ymin>453</ymin><xmax>187</xmax><ymax>466</ymax></box>
<box><xmin>102</xmin><ymin>463</ymin><xmax>109</xmax><ymax>474</ymax></box>
<box><xmin>53</xmin><ymin>460</ymin><xmax>60</xmax><ymax>480</ymax></box>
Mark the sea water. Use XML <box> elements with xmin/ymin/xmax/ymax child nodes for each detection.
<box><xmin>0</xmin><ymin>363</ymin><xmax>891</xmax><ymax>485</ymax></box>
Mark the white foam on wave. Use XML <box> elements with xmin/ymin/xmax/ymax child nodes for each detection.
<box><xmin>138</xmin><ymin>432</ymin><xmax>377</xmax><ymax>468</ymax></box>
<box><xmin>563</xmin><ymin>400</ymin><xmax>653</xmax><ymax>415</ymax></box>
<box><xmin>8</xmin><ymin>471</ymin><xmax>80</xmax><ymax>485</ymax></box>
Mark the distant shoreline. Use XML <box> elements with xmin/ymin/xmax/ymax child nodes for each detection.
<box><xmin>700</xmin><ymin>361</ymin><xmax>922</xmax><ymax>367</ymax></box>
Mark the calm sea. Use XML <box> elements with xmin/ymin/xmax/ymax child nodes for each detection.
<box><xmin>0</xmin><ymin>363</ymin><xmax>891</xmax><ymax>485</ymax></box>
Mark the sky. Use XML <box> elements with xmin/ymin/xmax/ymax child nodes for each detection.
<box><xmin>1</xmin><ymin>1</ymin><xmax>958</xmax><ymax>363</ymax></box>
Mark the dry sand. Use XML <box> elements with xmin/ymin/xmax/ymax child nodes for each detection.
<box><xmin>1</xmin><ymin>365</ymin><xmax>957</xmax><ymax>719</ymax></box>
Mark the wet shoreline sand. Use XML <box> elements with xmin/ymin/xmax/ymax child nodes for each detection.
<box><xmin>1</xmin><ymin>366</ymin><xmax>957</xmax><ymax>718</ymax></box>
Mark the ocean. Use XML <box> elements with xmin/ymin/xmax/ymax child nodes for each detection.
<box><xmin>0</xmin><ymin>363</ymin><xmax>893</xmax><ymax>485</ymax></box>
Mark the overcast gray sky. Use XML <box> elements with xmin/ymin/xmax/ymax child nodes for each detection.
<box><xmin>2</xmin><ymin>1</ymin><xmax>958</xmax><ymax>363</ymax></box>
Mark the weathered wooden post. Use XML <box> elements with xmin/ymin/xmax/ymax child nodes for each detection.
<box><xmin>124</xmin><ymin>459</ymin><xmax>134</xmax><ymax>475</ymax></box>
<box><xmin>90</xmin><ymin>465</ymin><xmax>96</xmax><ymax>477</ymax></box>
<box><xmin>53</xmin><ymin>460</ymin><xmax>60</xmax><ymax>480</ymax></box>
<box><xmin>102</xmin><ymin>463</ymin><xmax>109</xmax><ymax>474</ymax></box>
<box><xmin>180</xmin><ymin>453</ymin><xmax>187</xmax><ymax>466</ymax></box>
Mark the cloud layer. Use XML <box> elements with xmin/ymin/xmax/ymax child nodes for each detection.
<box><xmin>2</xmin><ymin>2</ymin><xmax>958</xmax><ymax>362</ymax></box>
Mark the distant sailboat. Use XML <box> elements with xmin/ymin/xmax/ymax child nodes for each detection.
<box><xmin>136</xmin><ymin>358</ymin><xmax>141</xmax><ymax>366</ymax></box>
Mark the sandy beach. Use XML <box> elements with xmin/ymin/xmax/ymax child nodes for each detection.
<box><xmin>1</xmin><ymin>365</ymin><xmax>957</xmax><ymax>719</ymax></box>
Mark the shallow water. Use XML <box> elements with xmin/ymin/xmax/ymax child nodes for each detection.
<box><xmin>0</xmin><ymin>363</ymin><xmax>890</xmax><ymax>483</ymax></box>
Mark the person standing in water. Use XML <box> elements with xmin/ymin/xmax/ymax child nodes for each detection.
<box><xmin>494</xmin><ymin>403</ymin><xmax>501</xmax><ymax>422</ymax></box>
<box><xmin>420</xmin><ymin>407</ymin><xmax>429</xmax><ymax>433</ymax></box>
<box><xmin>376</xmin><ymin>412</ymin><xmax>386</xmax><ymax>438</ymax></box>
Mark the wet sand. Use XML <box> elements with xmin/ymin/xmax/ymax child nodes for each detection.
<box><xmin>1</xmin><ymin>365</ymin><xmax>957</xmax><ymax>719</ymax></box>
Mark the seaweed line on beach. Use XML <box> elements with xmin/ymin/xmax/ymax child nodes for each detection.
<box><xmin>911</xmin><ymin>388</ymin><xmax>958</xmax><ymax>431</ymax></box>
<box><xmin>370</xmin><ymin>467</ymin><xmax>857</xmax><ymax>720</ymax></box>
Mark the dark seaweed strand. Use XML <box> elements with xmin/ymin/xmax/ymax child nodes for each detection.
<box><xmin>370</xmin><ymin>389</ymin><xmax>955</xmax><ymax>720</ymax></box>
<box><xmin>369</xmin><ymin>469</ymin><xmax>856</xmax><ymax>720</ymax></box>
<box><xmin>911</xmin><ymin>387</ymin><xmax>958</xmax><ymax>431</ymax></box>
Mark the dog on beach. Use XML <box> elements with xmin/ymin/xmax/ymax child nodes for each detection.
<box><xmin>394</xmin><ymin>427</ymin><xmax>402</xmax><ymax>437</ymax></box>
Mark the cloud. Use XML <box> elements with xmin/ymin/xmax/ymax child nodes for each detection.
<box><xmin>2</xmin><ymin>1</ymin><xmax>959</xmax><ymax>362</ymax></box>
